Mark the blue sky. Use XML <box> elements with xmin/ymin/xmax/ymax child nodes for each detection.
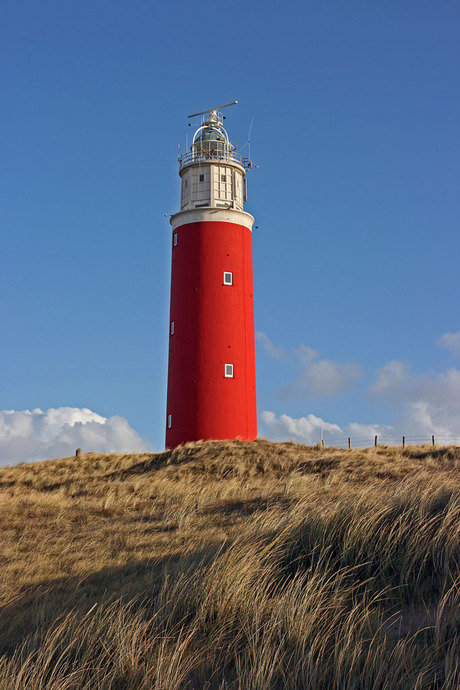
<box><xmin>2</xmin><ymin>0</ymin><xmax>459</xmax><ymax>462</ymax></box>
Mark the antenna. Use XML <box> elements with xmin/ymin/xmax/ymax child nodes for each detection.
<box><xmin>188</xmin><ymin>101</ymin><xmax>238</xmax><ymax>119</ymax></box>
<box><xmin>247</xmin><ymin>118</ymin><xmax>254</xmax><ymax>169</ymax></box>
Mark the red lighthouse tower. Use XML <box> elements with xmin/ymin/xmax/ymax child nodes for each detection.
<box><xmin>165</xmin><ymin>102</ymin><xmax>257</xmax><ymax>448</ymax></box>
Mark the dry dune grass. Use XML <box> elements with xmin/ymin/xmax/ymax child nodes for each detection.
<box><xmin>0</xmin><ymin>439</ymin><xmax>459</xmax><ymax>688</ymax></box>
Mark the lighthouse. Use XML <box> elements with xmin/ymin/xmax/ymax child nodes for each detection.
<box><xmin>165</xmin><ymin>102</ymin><xmax>257</xmax><ymax>448</ymax></box>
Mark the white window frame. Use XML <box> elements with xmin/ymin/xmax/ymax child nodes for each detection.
<box><xmin>225</xmin><ymin>363</ymin><xmax>234</xmax><ymax>378</ymax></box>
<box><xmin>167</xmin><ymin>414</ymin><xmax>172</xmax><ymax>429</ymax></box>
<box><xmin>170</xmin><ymin>321</ymin><xmax>174</xmax><ymax>335</ymax></box>
<box><xmin>223</xmin><ymin>271</ymin><xmax>233</xmax><ymax>286</ymax></box>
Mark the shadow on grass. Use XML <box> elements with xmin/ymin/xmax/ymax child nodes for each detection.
<box><xmin>0</xmin><ymin>543</ymin><xmax>221</xmax><ymax>658</ymax></box>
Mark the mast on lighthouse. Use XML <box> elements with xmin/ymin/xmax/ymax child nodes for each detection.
<box><xmin>165</xmin><ymin>103</ymin><xmax>257</xmax><ymax>448</ymax></box>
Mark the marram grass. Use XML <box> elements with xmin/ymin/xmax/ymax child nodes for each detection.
<box><xmin>0</xmin><ymin>440</ymin><xmax>459</xmax><ymax>688</ymax></box>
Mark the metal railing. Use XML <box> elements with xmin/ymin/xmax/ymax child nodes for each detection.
<box><xmin>178</xmin><ymin>150</ymin><xmax>248</xmax><ymax>170</ymax></box>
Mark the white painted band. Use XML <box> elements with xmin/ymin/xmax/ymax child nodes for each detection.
<box><xmin>170</xmin><ymin>208</ymin><xmax>254</xmax><ymax>232</ymax></box>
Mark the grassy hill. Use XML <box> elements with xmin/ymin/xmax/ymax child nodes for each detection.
<box><xmin>0</xmin><ymin>440</ymin><xmax>459</xmax><ymax>688</ymax></box>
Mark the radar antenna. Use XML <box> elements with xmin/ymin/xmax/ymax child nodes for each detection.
<box><xmin>188</xmin><ymin>101</ymin><xmax>238</xmax><ymax>119</ymax></box>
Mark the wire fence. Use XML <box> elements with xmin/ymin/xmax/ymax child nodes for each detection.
<box><xmin>317</xmin><ymin>435</ymin><xmax>460</xmax><ymax>450</ymax></box>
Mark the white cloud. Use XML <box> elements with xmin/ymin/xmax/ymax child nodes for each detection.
<box><xmin>294</xmin><ymin>345</ymin><xmax>318</xmax><ymax>365</ymax></box>
<box><xmin>256</xmin><ymin>331</ymin><xmax>286</xmax><ymax>359</ymax></box>
<box><xmin>0</xmin><ymin>408</ymin><xmax>151</xmax><ymax>466</ymax></box>
<box><xmin>346</xmin><ymin>421</ymin><xmax>392</xmax><ymax>438</ymax></box>
<box><xmin>261</xmin><ymin>356</ymin><xmax>460</xmax><ymax>446</ymax></box>
<box><xmin>280</xmin><ymin>346</ymin><xmax>363</xmax><ymax>399</ymax></box>
<box><xmin>260</xmin><ymin>407</ymin><xmax>460</xmax><ymax>447</ymax></box>
<box><xmin>256</xmin><ymin>336</ymin><xmax>362</xmax><ymax>399</ymax></box>
<box><xmin>260</xmin><ymin>410</ymin><xmax>342</xmax><ymax>444</ymax></box>
<box><xmin>369</xmin><ymin>360</ymin><xmax>411</xmax><ymax>401</ymax></box>
<box><xmin>260</xmin><ymin>411</ymin><xmax>391</xmax><ymax>447</ymax></box>
<box><xmin>368</xmin><ymin>361</ymin><xmax>460</xmax><ymax>442</ymax></box>
<box><xmin>371</xmin><ymin>361</ymin><xmax>460</xmax><ymax>410</ymax></box>
<box><xmin>305</xmin><ymin>360</ymin><xmax>363</xmax><ymax>397</ymax></box>
<box><xmin>437</xmin><ymin>331</ymin><xmax>460</xmax><ymax>356</ymax></box>
<box><xmin>257</xmin><ymin>329</ymin><xmax>460</xmax><ymax>446</ymax></box>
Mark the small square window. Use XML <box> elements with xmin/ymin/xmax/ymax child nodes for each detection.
<box><xmin>173</xmin><ymin>233</ymin><xmax>177</xmax><ymax>246</ymax></box>
<box><xmin>170</xmin><ymin>321</ymin><xmax>175</xmax><ymax>335</ymax></box>
<box><xmin>223</xmin><ymin>272</ymin><xmax>233</xmax><ymax>285</ymax></box>
<box><xmin>167</xmin><ymin>414</ymin><xmax>172</xmax><ymax>429</ymax></box>
<box><xmin>225</xmin><ymin>364</ymin><xmax>234</xmax><ymax>378</ymax></box>
<box><xmin>221</xmin><ymin>174</ymin><xmax>226</xmax><ymax>182</ymax></box>
<box><xmin>199</xmin><ymin>174</ymin><xmax>204</xmax><ymax>182</ymax></box>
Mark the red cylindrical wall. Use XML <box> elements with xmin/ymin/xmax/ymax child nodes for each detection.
<box><xmin>165</xmin><ymin>220</ymin><xmax>257</xmax><ymax>448</ymax></box>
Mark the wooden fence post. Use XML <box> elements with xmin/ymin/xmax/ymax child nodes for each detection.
<box><xmin>374</xmin><ymin>435</ymin><xmax>378</xmax><ymax>447</ymax></box>
<box><xmin>432</xmin><ymin>435</ymin><xmax>435</xmax><ymax>446</ymax></box>
<box><xmin>348</xmin><ymin>437</ymin><xmax>351</xmax><ymax>450</ymax></box>
<box><xmin>402</xmin><ymin>436</ymin><xmax>405</xmax><ymax>449</ymax></box>
<box><xmin>321</xmin><ymin>439</ymin><xmax>325</xmax><ymax>449</ymax></box>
